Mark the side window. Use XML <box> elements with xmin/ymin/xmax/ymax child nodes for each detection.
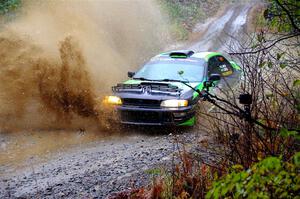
<box><xmin>208</xmin><ymin>56</ymin><xmax>233</xmax><ymax>77</ymax></box>
<box><xmin>208</xmin><ymin>56</ymin><xmax>219</xmax><ymax>75</ymax></box>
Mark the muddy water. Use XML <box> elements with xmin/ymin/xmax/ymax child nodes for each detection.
<box><xmin>0</xmin><ymin>0</ymin><xmax>169</xmax><ymax>172</ymax></box>
<box><xmin>0</xmin><ymin>0</ymin><xmax>169</xmax><ymax>131</ymax></box>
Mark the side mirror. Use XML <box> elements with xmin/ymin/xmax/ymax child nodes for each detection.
<box><xmin>204</xmin><ymin>74</ymin><xmax>221</xmax><ymax>89</ymax></box>
<box><xmin>203</xmin><ymin>81</ymin><xmax>213</xmax><ymax>88</ymax></box>
<box><xmin>128</xmin><ymin>71</ymin><xmax>135</xmax><ymax>78</ymax></box>
<box><xmin>209</xmin><ymin>73</ymin><xmax>221</xmax><ymax>81</ymax></box>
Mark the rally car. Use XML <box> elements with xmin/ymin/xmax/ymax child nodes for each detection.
<box><xmin>104</xmin><ymin>51</ymin><xmax>240</xmax><ymax>126</ymax></box>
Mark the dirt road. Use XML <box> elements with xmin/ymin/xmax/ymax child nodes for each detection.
<box><xmin>0</xmin><ymin>129</ymin><xmax>213</xmax><ymax>198</ymax></box>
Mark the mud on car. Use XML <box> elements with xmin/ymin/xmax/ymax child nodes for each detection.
<box><xmin>104</xmin><ymin>51</ymin><xmax>240</xmax><ymax>126</ymax></box>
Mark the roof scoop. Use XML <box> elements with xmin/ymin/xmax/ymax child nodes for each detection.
<box><xmin>169</xmin><ymin>50</ymin><xmax>194</xmax><ymax>59</ymax></box>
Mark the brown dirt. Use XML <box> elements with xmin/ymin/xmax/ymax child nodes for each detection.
<box><xmin>0</xmin><ymin>0</ymin><xmax>170</xmax><ymax>131</ymax></box>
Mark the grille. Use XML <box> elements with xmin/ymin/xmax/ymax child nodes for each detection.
<box><xmin>121</xmin><ymin>111</ymin><xmax>160</xmax><ymax>123</ymax></box>
<box><xmin>122</xmin><ymin>98</ymin><xmax>161</xmax><ymax>108</ymax></box>
<box><xmin>120</xmin><ymin>111</ymin><xmax>173</xmax><ymax>124</ymax></box>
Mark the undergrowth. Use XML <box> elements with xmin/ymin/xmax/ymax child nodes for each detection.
<box><xmin>0</xmin><ymin>0</ymin><xmax>20</xmax><ymax>15</ymax></box>
<box><xmin>207</xmin><ymin>152</ymin><xmax>300</xmax><ymax>198</ymax></box>
<box><xmin>157</xmin><ymin>0</ymin><xmax>205</xmax><ymax>40</ymax></box>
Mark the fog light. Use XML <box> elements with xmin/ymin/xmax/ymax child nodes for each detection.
<box><xmin>173</xmin><ymin>112</ymin><xmax>187</xmax><ymax>117</ymax></box>
<box><xmin>104</xmin><ymin>96</ymin><xmax>122</xmax><ymax>105</ymax></box>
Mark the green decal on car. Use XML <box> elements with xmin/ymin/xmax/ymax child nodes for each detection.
<box><xmin>192</xmin><ymin>82</ymin><xmax>204</xmax><ymax>99</ymax></box>
<box><xmin>170</xmin><ymin>55</ymin><xmax>188</xmax><ymax>59</ymax></box>
<box><xmin>230</xmin><ymin>61</ymin><xmax>241</xmax><ymax>70</ymax></box>
<box><xmin>179</xmin><ymin>116</ymin><xmax>195</xmax><ymax>126</ymax></box>
<box><xmin>204</xmin><ymin>52</ymin><xmax>222</xmax><ymax>61</ymax></box>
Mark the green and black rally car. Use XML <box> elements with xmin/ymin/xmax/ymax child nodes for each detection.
<box><xmin>104</xmin><ymin>51</ymin><xmax>240</xmax><ymax>126</ymax></box>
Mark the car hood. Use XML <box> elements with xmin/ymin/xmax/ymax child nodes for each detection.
<box><xmin>112</xmin><ymin>79</ymin><xmax>201</xmax><ymax>100</ymax></box>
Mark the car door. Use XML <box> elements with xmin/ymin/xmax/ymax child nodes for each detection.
<box><xmin>208</xmin><ymin>55</ymin><xmax>234</xmax><ymax>77</ymax></box>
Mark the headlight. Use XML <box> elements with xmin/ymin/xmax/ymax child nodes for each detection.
<box><xmin>161</xmin><ymin>99</ymin><xmax>188</xmax><ymax>107</ymax></box>
<box><xmin>104</xmin><ymin>96</ymin><xmax>122</xmax><ymax>105</ymax></box>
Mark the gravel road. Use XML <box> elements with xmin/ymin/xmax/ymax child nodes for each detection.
<box><xmin>0</xmin><ymin>128</ymin><xmax>214</xmax><ymax>198</ymax></box>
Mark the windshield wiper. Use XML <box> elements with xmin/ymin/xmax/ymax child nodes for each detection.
<box><xmin>158</xmin><ymin>79</ymin><xmax>189</xmax><ymax>83</ymax></box>
<box><xmin>133</xmin><ymin>77</ymin><xmax>154</xmax><ymax>81</ymax></box>
<box><xmin>157</xmin><ymin>78</ymin><xmax>199</xmax><ymax>92</ymax></box>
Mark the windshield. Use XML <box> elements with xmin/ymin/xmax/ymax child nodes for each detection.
<box><xmin>133</xmin><ymin>60</ymin><xmax>206</xmax><ymax>82</ymax></box>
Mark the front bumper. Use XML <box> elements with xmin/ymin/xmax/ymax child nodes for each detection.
<box><xmin>116</xmin><ymin>105</ymin><xmax>195</xmax><ymax>126</ymax></box>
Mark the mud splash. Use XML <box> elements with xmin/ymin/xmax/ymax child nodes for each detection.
<box><xmin>0</xmin><ymin>0</ymin><xmax>169</xmax><ymax>131</ymax></box>
<box><xmin>0</xmin><ymin>34</ymin><xmax>104</xmax><ymax>130</ymax></box>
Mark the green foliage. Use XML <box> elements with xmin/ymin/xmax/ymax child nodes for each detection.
<box><xmin>206</xmin><ymin>152</ymin><xmax>300</xmax><ymax>199</ymax></box>
<box><xmin>158</xmin><ymin>0</ymin><xmax>205</xmax><ymax>40</ymax></box>
<box><xmin>293</xmin><ymin>79</ymin><xmax>300</xmax><ymax>87</ymax></box>
<box><xmin>0</xmin><ymin>0</ymin><xmax>21</xmax><ymax>15</ymax></box>
<box><xmin>169</xmin><ymin>22</ymin><xmax>189</xmax><ymax>41</ymax></box>
<box><xmin>280</xmin><ymin>128</ymin><xmax>300</xmax><ymax>140</ymax></box>
<box><xmin>145</xmin><ymin>168</ymin><xmax>162</xmax><ymax>175</ymax></box>
<box><xmin>264</xmin><ymin>0</ymin><xmax>300</xmax><ymax>32</ymax></box>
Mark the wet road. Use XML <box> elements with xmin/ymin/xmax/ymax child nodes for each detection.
<box><xmin>0</xmin><ymin>128</ymin><xmax>214</xmax><ymax>198</ymax></box>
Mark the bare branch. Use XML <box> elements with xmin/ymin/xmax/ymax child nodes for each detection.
<box><xmin>229</xmin><ymin>32</ymin><xmax>300</xmax><ymax>55</ymax></box>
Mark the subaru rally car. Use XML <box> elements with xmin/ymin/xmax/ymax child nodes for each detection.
<box><xmin>104</xmin><ymin>51</ymin><xmax>240</xmax><ymax>126</ymax></box>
